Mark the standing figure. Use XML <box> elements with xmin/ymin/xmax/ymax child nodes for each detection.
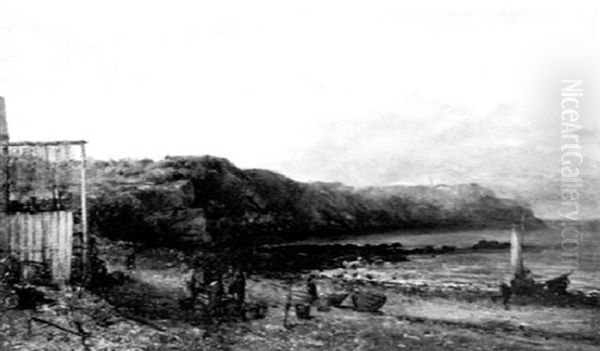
<box><xmin>229</xmin><ymin>270</ymin><xmax>246</xmax><ymax>309</ymax></box>
<box><xmin>500</xmin><ymin>282</ymin><xmax>512</xmax><ymax>310</ymax></box>
<box><xmin>188</xmin><ymin>267</ymin><xmax>205</xmax><ymax>301</ymax></box>
<box><xmin>125</xmin><ymin>249</ymin><xmax>136</xmax><ymax>271</ymax></box>
<box><xmin>307</xmin><ymin>275</ymin><xmax>318</xmax><ymax>303</ymax></box>
<box><xmin>208</xmin><ymin>279</ymin><xmax>224</xmax><ymax>318</ymax></box>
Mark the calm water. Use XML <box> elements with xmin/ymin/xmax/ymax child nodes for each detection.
<box><xmin>313</xmin><ymin>226</ymin><xmax>600</xmax><ymax>293</ymax></box>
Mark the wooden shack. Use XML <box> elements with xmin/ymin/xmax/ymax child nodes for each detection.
<box><xmin>0</xmin><ymin>97</ymin><xmax>89</xmax><ymax>285</ymax></box>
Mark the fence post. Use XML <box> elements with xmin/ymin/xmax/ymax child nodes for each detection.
<box><xmin>80</xmin><ymin>143</ymin><xmax>90</xmax><ymax>286</ymax></box>
<box><xmin>0</xmin><ymin>97</ymin><xmax>10</xmax><ymax>255</ymax></box>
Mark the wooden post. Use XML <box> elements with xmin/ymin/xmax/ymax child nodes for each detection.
<box><xmin>80</xmin><ymin>143</ymin><xmax>90</xmax><ymax>285</ymax></box>
<box><xmin>510</xmin><ymin>223</ymin><xmax>524</xmax><ymax>277</ymax></box>
<box><xmin>0</xmin><ymin>97</ymin><xmax>9</xmax><ymax>255</ymax></box>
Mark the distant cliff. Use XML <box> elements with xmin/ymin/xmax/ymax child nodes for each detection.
<box><xmin>87</xmin><ymin>156</ymin><xmax>544</xmax><ymax>246</ymax></box>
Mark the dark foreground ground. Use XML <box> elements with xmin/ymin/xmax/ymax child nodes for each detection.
<box><xmin>1</xmin><ymin>237</ymin><xmax>599</xmax><ymax>351</ymax></box>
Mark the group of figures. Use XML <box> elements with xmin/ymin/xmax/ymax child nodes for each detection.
<box><xmin>187</xmin><ymin>251</ymin><xmax>247</xmax><ymax>320</ymax></box>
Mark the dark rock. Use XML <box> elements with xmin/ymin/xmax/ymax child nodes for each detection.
<box><xmin>351</xmin><ymin>291</ymin><xmax>386</xmax><ymax>312</ymax></box>
<box><xmin>325</xmin><ymin>293</ymin><xmax>349</xmax><ymax>307</ymax></box>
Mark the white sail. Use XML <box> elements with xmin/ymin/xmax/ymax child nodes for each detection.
<box><xmin>510</xmin><ymin>225</ymin><xmax>525</xmax><ymax>277</ymax></box>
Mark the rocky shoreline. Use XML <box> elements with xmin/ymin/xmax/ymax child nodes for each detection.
<box><xmin>248</xmin><ymin>240</ymin><xmax>512</xmax><ymax>273</ymax></box>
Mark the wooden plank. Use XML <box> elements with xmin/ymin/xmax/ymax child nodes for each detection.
<box><xmin>29</xmin><ymin>214</ymin><xmax>35</xmax><ymax>261</ymax></box>
<box><xmin>56</xmin><ymin>211</ymin><xmax>64</xmax><ymax>282</ymax></box>
<box><xmin>20</xmin><ymin>214</ymin><xmax>27</xmax><ymax>261</ymax></box>
<box><xmin>27</xmin><ymin>213</ymin><xmax>34</xmax><ymax>262</ymax></box>
<box><xmin>30</xmin><ymin>213</ymin><xmax>36</xmax><ymax>262</ymax></box>
<box><xmin>45</xmin><ymin>212</ymin><xmax>55</xmax><ymax>275</ymax></box>
<box><xmin>50</xmin><ymin>212</ymin><xmax>59</xmax><ymax>282</ymax></box>
<box><xmin>33</xmin><ymin>214</ymin><xmax>39</xmax><ymax>261</ymax></box>
<box><xmin>56</xmin><ymin>211</ymin><xmax>63</xmax><ymax>282</ymax></box>
<box><xmin>41</xmin><ymin>212</ymin><xmax>48</xmax><ymax>264</ymax></box>
<box><xmin>34</xmin><ymin>214</ymin><xmax>43</xmax><ymax>262</ymax></box>
<box><xmin>12</xmin><ymin>214</ymin><xmax>18</xmax><ymax>258</ymax></box>
<box><xmin>26</xmin><ymin>213</ymin><xmax>33</xmax><ymax>262</ymax></box>
<box><xmin>57</xmin><ymin>211</ymin><xmax>70</xmax><ymax>283</ymax></box>
<box><xmin>19</xmin><ymin>214</ymin><xmax>26</xmax><ymax>261</ymax></box>
<box><xmin>8</xmin><ymin>215</ymin><xmax>13</xmax><ymax>254</ymax></box>
<box><xmin>8</xmin><ymin>214</ymin><xmax>18</xmax><ymax>257</ymax></box>
<box><xmin>65</xmin><ymin>211</ymin><xmax>73</xmax><ymax>282</ymax></box>
<box><xmin>13</xmin><ymin>214</ymin><xmax>20</xmax><ymax>257</ymax></box>
<box><xmin>57</xmin><ymin>211</ymin><xmax>64</xmax><ymax>282</ymax></box>
<box><xmin>0</xmin><ymin>215</ymin><xmax>8</xmax><ymax>255</ymax></box>
<box><xmin>17</xmin><ymin>214</ymin><xmax>23</xmax><ymax>260</ymax></box>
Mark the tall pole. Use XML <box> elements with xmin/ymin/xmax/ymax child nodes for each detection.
<box><xmin>0</xmin><ymin>97</ymin><xmax>9</xmax><ymax>255</ymax></box>
<box><xmin>80</xmin><ymin>143</ymin><xmax>90</xmax><ymax>285</ymax></box>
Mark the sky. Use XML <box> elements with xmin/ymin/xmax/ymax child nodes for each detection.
<box><xmin>0</xmin><ymin>1</ymin><xmax>599</xmax><ymax>194</ymax></box>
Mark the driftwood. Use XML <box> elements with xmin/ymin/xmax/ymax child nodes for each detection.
<box><xmin>31</xmin><ymin>317</ymin><xmax>87</xmax><ymax>337</ymax></box>
<box><xmin>32</xmin><ymin>316</ymin><xmax>91</xmax><ymax>350</ymax></box>
<box><xmin>114</xmin><ymin>308</ymin><xmax>167</xmax><ymax>332</ymax></box>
